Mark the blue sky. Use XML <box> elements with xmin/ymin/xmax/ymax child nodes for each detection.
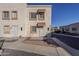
<box><xmin>53</xmin><ymin>3</ymin><xmax>79</xmax><ymax>27</ymax></box>
<box><xmin>28</xmin><ymin>3</ymin><xmax>79</xmax><ymax>27</ymax></box>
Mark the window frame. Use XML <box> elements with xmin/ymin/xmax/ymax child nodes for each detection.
<box><xmin>72</xmin><ymin>27</ymin><xmax>77</xmax><ymax>31</ymax></box>
<box><xmin>38</xmin><ymin>12</ymin><xmax>45</xmax><ymax>20</ymax></box>
<box><xmin>30</xmin><ymin>26</ymin><xmax>37</xmax><ymax>33</ymax></box>
<box><xmin>11</xmin><ymin>11</ymin><xmax>18</xmax><ymax>20</ymax></box>
<box><xmin>4</xmin><ymin>25</ymin><xmax>10</xmax><ymax>34</ymax></box>
<box><xmin>2</xmin><ymin>11</ymin><xmax>10</xmax><ymax>20</ymax></box>
<box><xmin>29</xmin><ymin>12</ymin><xmax>37</xmax><ymax>20</ymax></box>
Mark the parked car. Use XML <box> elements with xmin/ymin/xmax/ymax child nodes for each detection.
<box><xmin>54</xmin><ymin>29</ymin><xmax>61</xmax><ymax>33</ymax></box>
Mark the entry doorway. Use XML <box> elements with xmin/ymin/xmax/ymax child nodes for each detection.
<box><xmin>11</xmin><ymin>25</ymin><xmax>18</xmax><ymax>37</ymax></box>
<box><xmin>38</xmin><ymin>28</ymin><xmax>45</xmax><ymax>37</ymax></box>
<box><xmin>0</xmin><ymin>29</ymin><xmax>2</xmax><ymax>37</ymax></box>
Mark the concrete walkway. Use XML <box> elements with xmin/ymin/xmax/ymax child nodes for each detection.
<box><xmin>2</xmin><ymin>39</ymin><xmax>71</xmax><ymax>56</ymax></box>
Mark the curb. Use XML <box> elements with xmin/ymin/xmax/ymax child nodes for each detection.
<box><xmin>52</xmin><ymin>37</ymin><xmax>79</xmax><ymax>56</ymax></box>
<box><xmin>53</xmin><ymin>33</ymin><xmax>79</xmax><ymax>38</ymax></box>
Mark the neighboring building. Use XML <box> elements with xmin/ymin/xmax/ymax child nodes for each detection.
<box><xmin>60</xmin><ymin>25</ymin><xmax>69</xmax><ymax>32</ymax></box>
<box><xmin>0</xmin><ymin>3</ymin><xmax>52</xmax><ymax>38</ymax></box>
<box><xmin>60</xmin><ymin>22</ymin><xmax>79</xmax><ymax>34</ymax></box>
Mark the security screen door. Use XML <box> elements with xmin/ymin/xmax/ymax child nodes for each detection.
<box><xmin>11</xmin><ymin>25</ymin><xmax>18</xmax><ymax>37</ymax></box>
<box><xmin>38</xmin><ymin>28</ymin><xmax>45</xmax><ymax>37</ymax></box>
<box><xmin>0</xmin><ymin>29</ymin><xmax>2</xmax><ymax>37</ymax></box>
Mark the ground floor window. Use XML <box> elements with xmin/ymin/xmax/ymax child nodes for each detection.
<box><xmin>4</xmin><ymin>25</ymin><xmax>10</xmax><ymax>34</ymax></box>
<box><xmin>30</xmin><ymin>26</ymin><xmax>37</xmax><ymax>33</ymax></box>
<box><xmin>72</xmin><ymin>27</ymin><xmax>77</xmax><ymax>31</ymax></box>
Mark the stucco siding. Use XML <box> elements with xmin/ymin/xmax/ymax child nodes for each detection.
<box><xmin>0</xmin><ymin>3</ymin><xmax>52</xmax><ymax>38</ymax></box>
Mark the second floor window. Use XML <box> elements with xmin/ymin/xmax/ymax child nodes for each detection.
<box><xmin>2</xmin><ymin>11</ymin><xmax>10</xmax><ymax>20</ymax></box>
<box><xmin>29</xmin><ymin>12</ymin><xmax>37</xmax><ymax>20</ymax></box>
<box><xmin>37</xmin><ymin>9</ymin><xmax>45</xmax><ymax>20</ymax></box>
<box><xmin>38</xmin><ymin>12</ymin><xmax>45</xmax><ymax>20</ymax></box>
<box><xmin>11</xmin><ymin>11</ymin><xmax>17</xmax><ymax>20</ymax></box>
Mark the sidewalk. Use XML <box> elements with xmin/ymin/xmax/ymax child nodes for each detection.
<box><xmin>2</xmin><ymin>39</ymin><xmax>71</xmax><ymax>56</ymax></box>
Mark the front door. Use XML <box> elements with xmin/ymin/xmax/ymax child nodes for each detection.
<box><xmin>11</xmin><ymin>25</ymin><xmax>18</xmax><ymax>37</ymax></box>
<box><xmin>0</xmin><ymin>29</ymin><xmax>2</xmax><ymax>37</ymax></box>
<box><xmin>38</xmin><ymin>28</ymin><xmax>45</xmax><ymax>37</ymax></box>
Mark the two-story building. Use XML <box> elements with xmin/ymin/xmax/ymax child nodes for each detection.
<box><xmin>0</xmin><ymin>3</ymin><xmax>52</xmax><ymax>39</ymax></box>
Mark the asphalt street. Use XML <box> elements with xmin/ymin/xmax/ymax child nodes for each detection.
<box><xmin>51</xmin><ymin>33</ymin><xmax>79</xmax><ymax>50</ymax></box>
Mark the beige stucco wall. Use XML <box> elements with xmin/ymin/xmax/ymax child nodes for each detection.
<box><xmin>0</xmin><ymin>3</ymin><xmax>52</xmax><ymax>37</ymax></box>
<box><xmin>0</xmin><ymin>3</ymin><xmax>27</xmax><ymax>37</ymax></box>
<box><xmin>26</xmin><ymin>5</ymin><xmax>51</xmax><ymax>37</ymax></box>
